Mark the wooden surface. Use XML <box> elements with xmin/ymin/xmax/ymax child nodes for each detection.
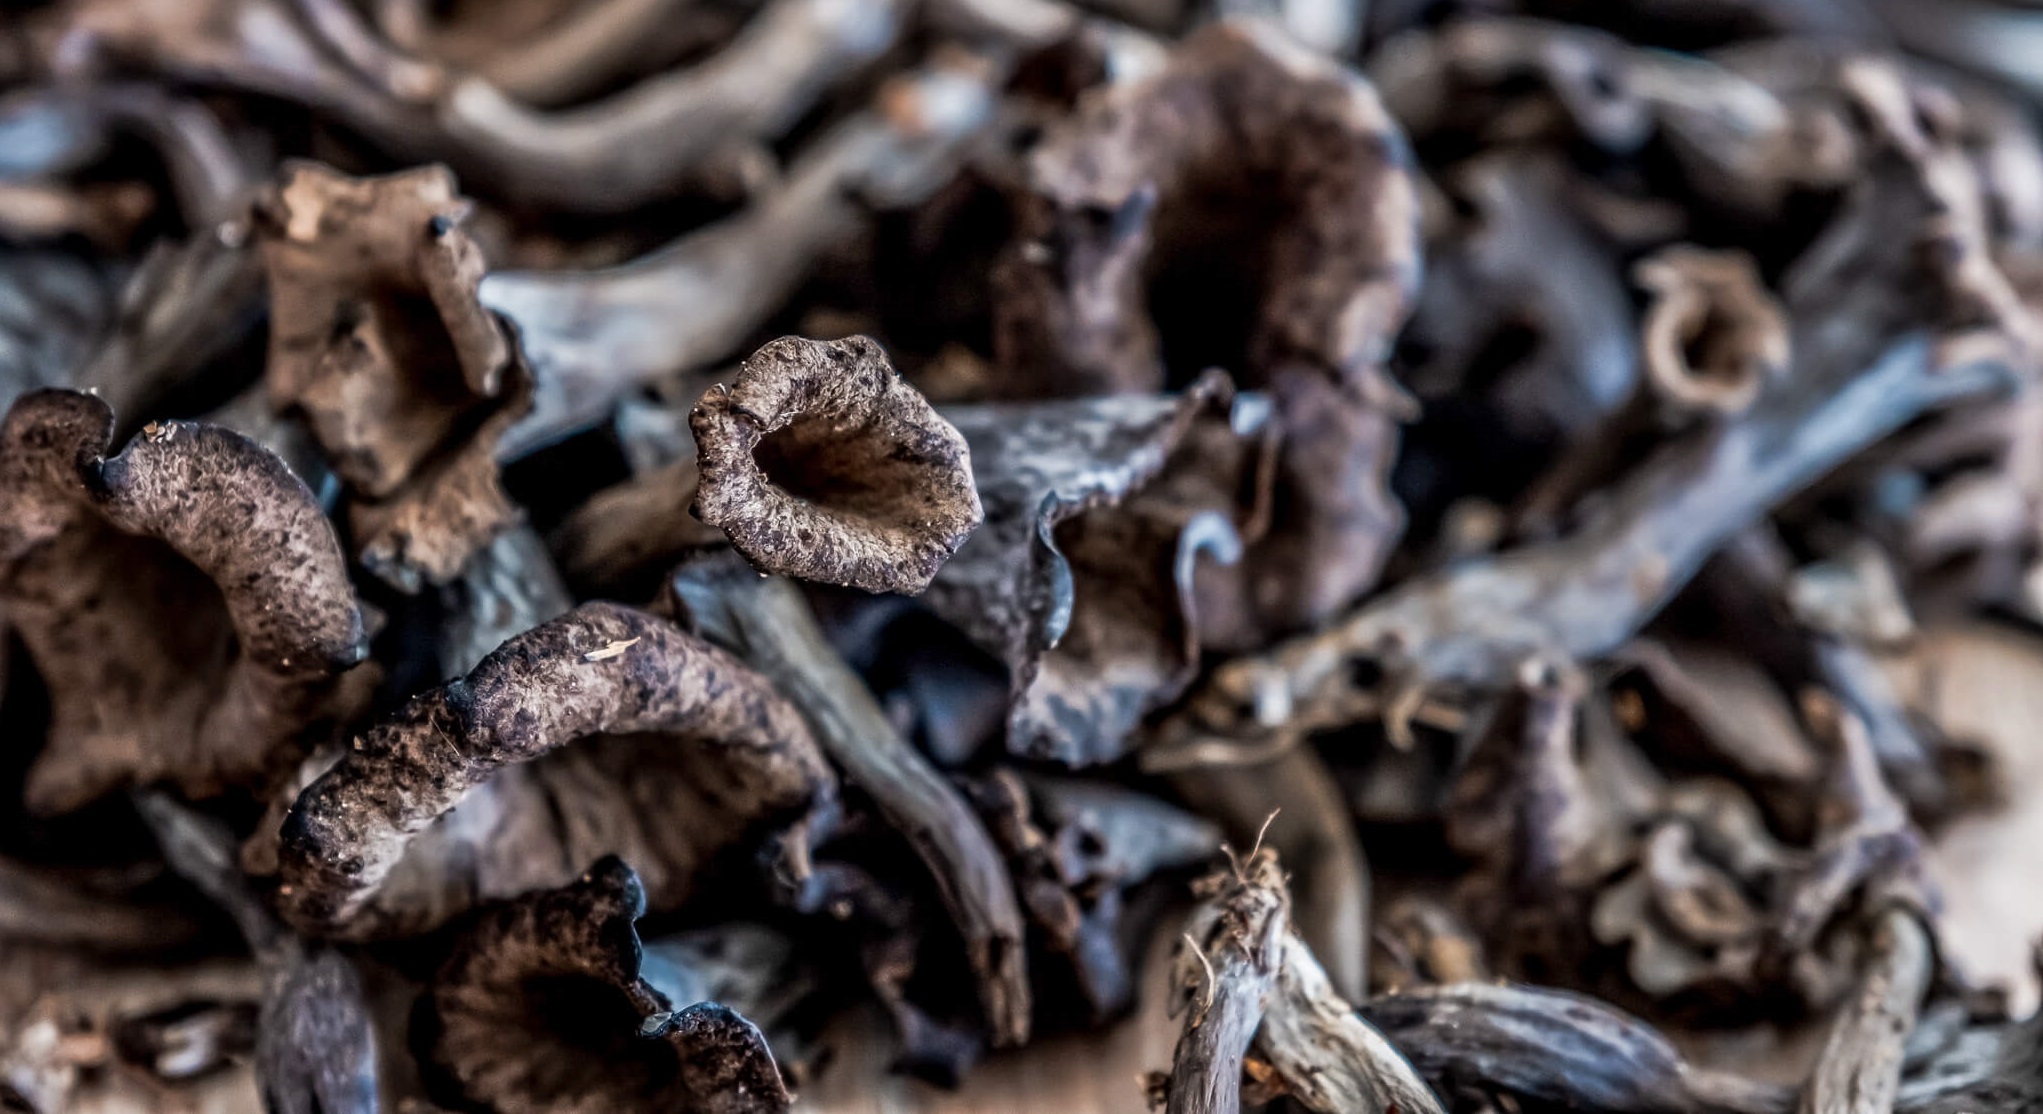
<box><xmin>799</xmin><ymin>621</ymin><xmax>2043</xmax><ymax>1111</ymax></box>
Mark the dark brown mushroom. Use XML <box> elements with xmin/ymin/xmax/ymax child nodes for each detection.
<box><xmin>992</xmin><ymin>17</ymin><xmax>1420</xmax><ymax>404</ymax></box>
<box><xmin>1510</xmin><ymin>242</ymin><xmax>1790</xmax><ymax>532</ymax></box>
<box><xmin>273</xmin><ymin>601</ymin><xmax>834</xmax><ymax>939</ymax></box>
<box><xmin>1767</xmin><ymin>690</ymin><xmax>1931</xmax><ymax>973</ymax></box>
<box><xmin>1589</xmin><ymin>818</ymin><xmax>1768</xmax><ymax>999</ymax></box>
<box><xmin>1369</xmin><ymin>18</ymin><xmax>1654</xmax><ymax>155</ymax></box>
<box><xmin>554</xmin><ymin>450</ymin><xmax>728</xmax><ymax>598</ymax></box>
<box><xmin>1167</xmin><ymin>744</ymin><xmax>1372</xmax><ymax>1001</ymax></box>
<box><xmin>987</xmin><ymin>17</ymin><xmax>1423</xmax><ymax>639</ymax></box>
<box><xmin>690</xmin><ymin>335</ymin><xmax>982</xmax><ymax>594</ymax></box>
<box><xmin>0</xmin><ymin>389</ymin><xmax>370</xmax><ymax>815</ymax></box>
<box><xmin>1610</xmin><ymin>639</ymin><xmax>1822</xmax><ymax>788</ymax></box>
<box><xmin>421</xmin><ymin>856</ymin><xmax>790</xmax><ymax>1114</ymax></box>
<box><xmin>133</xmin><ymin>792</ymin><xmax>378</xmax><ymax>1114</ymax></box>
<box><xmin>1444</xmin><ymin>658</ymin><xmax>1632</xmax><ymax>977</ymax></box>
<box><xmin>256</xmin><ymin>161</ymin><xmax>532</xmax><ymax>590</ymax></box>
<box><xmin>27</xmin><ymin>0</ymin><xmax>901</xmax><ymax>214</ymax></box>
<box><xmin>925</xmin><ymin>373</ymin><xmax>1273</xmax><ymax>765</ymax></box>
<box><xmin>1397</xmin><ymin>153</ymin><xmax>1643</xmax><ymax>456</ymax></box>
<box><xmin>67</xmin><ymin>217</ymin><xmax>268</xmax><ymax>426</ymax></box>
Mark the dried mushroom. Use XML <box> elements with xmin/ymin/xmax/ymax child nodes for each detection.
<box><xmin>1176</xmin><ymin>67</ymin><xmax>2028</xmax><ymax>748</ymax></box>
<box><xmin>0</xmin><ymin>390</ymin><xmax>368</xmax><ymax>814</ymax></box>
<box><xmin>24</xmin><ymin>0</ymin><xmax>900</xmax><ymax>214</ymax></box>
<box><xmin>927</xmin><ymin>374</ymin><xmax>1273</xmax><ymax>765</ymax></box>
<box><xmin>421</xmin><ymin>857</ymin><xmax>789</xmax><ymax>1113</ymax></box>
<box><xmin>1444</xmin><ymin>658</ymin><xmax>1632</xmax><ymax>976</ymax></box>
<box><xmin>991</xmin><ymin>17</ymin><xmax>1422</xmax><ymax>636</ymax></box>
<box><xmin>483</xmin><ymin>57</ymin><xmax>998</xmax><ymax>453</ymax></box>
<box><xmin>691</xmin><ymin>335</ymin><xmax>982</xmax><ymax>594</ymax></box>
<box><xmin>257</xmin><ymin>161</ymin><xmax>531</xmax><ymax>589</ymax></box>
<box><xmin>1166</xmin><ymin>743</ymin><xmax>1371</xmax><ymax>1001</ymax></box>
<box><xmin>1633</xmin><ymin>246</ymin><xmax>1790</xmax><ymax>418</ymax></box>
<box><xmin>274</xmin><ymin>601</ymin><xmax>833</xmax><ymax>938</ymax></box>
<box><xmin>19</xmin><ymin>0</ymin><xmax>2043</xmax><ymax>1109</ymax></box>
<box><xmin>134</xmin><ymin>792</ymin><xmax>378</xmax><ymax>1114</ymax></box>
<box><xmin>993</xmin><ymin>18</ymin><xmax>1419</xmax><ymax>404</ymax></box>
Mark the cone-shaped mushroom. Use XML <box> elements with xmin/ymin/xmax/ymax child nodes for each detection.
<box><xmin>0</xmin><ymin>389</ymin><xmax>368</xmax><ymax>815</ymax></box>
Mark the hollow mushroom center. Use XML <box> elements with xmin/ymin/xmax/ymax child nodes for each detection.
<box><xmin>1675</xmin><ymin>299</ymin><xmax>1751</xmax><ymax>388</ymax></box>
<box><xmin>299</xmin><ymin>291</ymin><xmax>489</xmax><ymax>495</ymax></box>
<box><xmin>22</xmin><ymin>524</ymin><xmax>237</xmax><ymax>739</ymax></box>
<box><xmin>1144</xmin><ymin>181</ymin><xmax>1288</xmax><ymax>390</ymax></box>
<box><xmin>751</xmin><ymin>411</ymin><xmax>933</xmax><ymax>521</ymax></box>
<box><xmin>516</xmin><ymin>974</ymin><xmax>682</xmax><ymax>1094</ymax></box>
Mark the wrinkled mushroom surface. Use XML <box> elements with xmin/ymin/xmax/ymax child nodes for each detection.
<box><xmin>691</xmin><ymin>335</ymin><xmax>982</xmax><ymax>594</ymax></box>
<box><xmin>422</xmin><ymin>856</ymin><xmax>790</xmax><ymax>1114</ymax></box>
<box><xmin>274</xmin><ymin>601</ymin><xmax>833</xmax><ymax>938</ymax></box>
<box><xmin>0</xmin><ymin>390</ymin><xmax>368</xmax><ymax>814</ymax></box>
<box><xmin>257</xmin><ymin>161</ymin><xmax>531</xmax><ymax>589</ymax></box>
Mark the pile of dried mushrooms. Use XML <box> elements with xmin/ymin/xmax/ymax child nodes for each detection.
<box><xmin>7</xmin><ymin>0</ymin><xmax>2043</xmax><ymax>1111</ymax></box>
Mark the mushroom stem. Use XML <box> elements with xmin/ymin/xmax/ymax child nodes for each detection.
<box><xmin>1800</xmin><ymin>908</ymin><xmax>1934</xmax><ymax>1114</ymax></box>
<box><xmin>667</xmin><ymin>557</ymin><xmax>1031</xmax><ymax>1046</ymax></box>
<box><xmin>486</xmin><ymin>59</ymin><xmax>997</xmax><ymax>456</ymax></box>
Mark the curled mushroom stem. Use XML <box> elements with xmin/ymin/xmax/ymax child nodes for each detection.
<box><xmin>274</xmin><ymin>599</ymin><xmax>829</xmax><ymax>938</ymax></box>
<box><xmin>461</xmin><ymin>0</ymin><xmax>699</xmax><ymax>106</ymax></box>
<box><xmin>435</xmin><ymin>0</ymin><xmax>904</xmax><ymax>212</ymax></box>
<box><xmin>666</xmin><ymin>557</ymin><xmax>1031</xmax><ymax>1046</ymax></box>
<box><xmin>484</xmin><ymin>58</ymin><xmax>997</xmax><ymax>457</ymax></box>
<box><xmin>1801</xmin><ymin>907</ymin><xmax>1934</xmax><ymax>1114</ymax></box>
